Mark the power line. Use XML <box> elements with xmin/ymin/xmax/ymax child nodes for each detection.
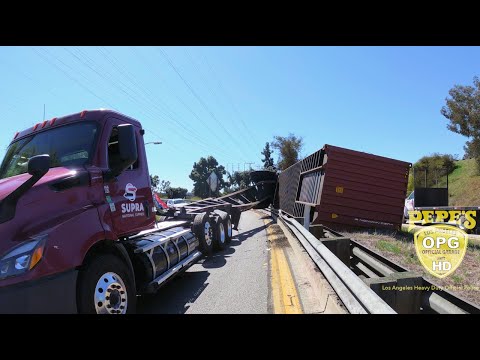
<box><xmin>188</xmin><ymin>47</ymin><xmax>259</xmax><ymax>150</ymax></box>
<box><xmin>63</xmin><ymin>46</ymin><xmax>236</xmax><ymax>161</ymax></box>
<box><xmin>199</xmin><ymin>48</ymin><xmax>261</xmax><ymax>146</ymax></box>
<box><xmin>33</xmin><ymin>47</ymin><xmax>248</xmax><ymax>172</ymax></box>
<box><xmin>156</xmin><ymin>48</ymin><xmax>253</xmax><ymax>161</ymax></box>
<box><xmin>0</xmin><ymin>56</ymin><xmax>80</xmax><ymax>128</ymax></box>
<box><xmin>125</xmin><ymin>47</ymin><xmax>243</xmax><ymax>162</ymax></box>
<box><xmin>33</xmin><ymin>47</ymin><xmax>118</xmax><ymax>110</ymax></box>
<box><xmin>36</xmin><ymin>47</ymin><xmax>212</xmax><ymax>158</ymax></box>
<box><xmin>71</xmin><ymin>47</ymin><xmax>195</xmax><ymax>141</ymax></box>
<box><xmin>57</xmin><ymin>48</ymin><xmax>182</xmax><ymax>139</ymax></box>
<box><xmin>183</xmin><ymin>48</ymin><xmax>258</xmax><ymax>151</ymax></box>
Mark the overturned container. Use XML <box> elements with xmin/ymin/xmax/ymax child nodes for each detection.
<box><xmin>276</xmin><ymin>144</ymin><xmax>411</xmax><ymax>231</ymax></box>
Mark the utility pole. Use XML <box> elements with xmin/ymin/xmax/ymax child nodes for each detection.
<box><xmin>245</xmin><ymin>162</ymin><xmax>254</xmax><ymax>171</ymax></box>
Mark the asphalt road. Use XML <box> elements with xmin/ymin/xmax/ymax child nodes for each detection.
<box><xmin>138</xmin><ymin>210</ymin><xmax>270</xmax><ymax>314</ymax></box>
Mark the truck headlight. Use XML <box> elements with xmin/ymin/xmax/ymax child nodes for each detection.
<box><xmin>0</xmin><ymin>237</ymin><xmax>46</xmax><ymax>280</ymax></box>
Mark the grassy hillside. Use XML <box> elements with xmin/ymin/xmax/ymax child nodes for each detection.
<box><xmin>448</xmin><ymin>159</ymin><xmax>480</xmax><ymax>206</ymax></box>
<box><xmin>407</xmin><ymin>158</ymin><xmax>480</xmax><ymax>206</ymax></box>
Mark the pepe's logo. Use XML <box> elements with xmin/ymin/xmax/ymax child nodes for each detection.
<box><xmin>408</xmin><ymin>210</ymin><xmax>477</xmax><ymax>232</ymax></box>
<box><xmin>414</xmin><ymin>225</ymin><xmax>468</xmax><ymax>278</ymax></box>
<box><xmin>123</xmin><ymin>183</ymin><xmax>137</xmax><ymax>202</ymax></box>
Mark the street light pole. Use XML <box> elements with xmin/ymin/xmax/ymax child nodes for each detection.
<box><xmin>145</xmin><ymin>142</ymin><xmax>162</xmax><ymax>145</ymax></box>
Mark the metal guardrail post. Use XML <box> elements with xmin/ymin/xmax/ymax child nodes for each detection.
<box><xmin>352</xmin><ymin>246</ymin><xmax>396</xmax><ymax>277</ymax></box>
<box><xmin>320</xmin><ymin>238</ymin><xmax>351</xmax><ymax>267</ymax></box>
<box><xmin>364</xmin><ymin>272</ymin><xmax>423</xmax><ymax>314</ymax></box>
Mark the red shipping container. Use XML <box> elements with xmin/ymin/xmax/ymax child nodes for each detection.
<box><xmin>277</xmin><ymin>144</ymin><xmax>411</xmax><ymax>231</ymax></box>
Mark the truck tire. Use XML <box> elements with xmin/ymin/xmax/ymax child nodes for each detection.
<box><xmin>77</xmin><ymin>254</ymin><xmax>136</xmax><ymax>314</ymax></box>
<box><xmin>213</xmin><ymin>217</ymin><xmax>227</xmax><ymax>251</ymax></box>
<box><xmin>218</xmin><ymin>212</ymin><xmax>233</xmax><ymax>243</ymax></box>
<box><xmin>193</xmin><ymin>213</ymin><xmax>214</xmax><ymax>256</ymax></box>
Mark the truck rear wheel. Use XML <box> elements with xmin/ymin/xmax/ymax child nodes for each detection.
<box><xmin>193</xmin><ymin>213</ymin><xmax>214</xmax><ymax>256</ymax></box>
<box><xmin>77</xmin><ymin>254</ymin><xmax>136</xmax><ymax>314</ymax></box>
<box><xmin>226</xmin><ymin>216</ymin><xmax>233</xmax><ymax>243</ymax></box>
<box><xmin>213</xmin><ymin>217</ymin><xmax>227</xmax><ymax>251</ymax></box>
<box><xmin>218</xmin><ymin>212</ymin><xmax>233</xmax><ymax>243</ymax></box>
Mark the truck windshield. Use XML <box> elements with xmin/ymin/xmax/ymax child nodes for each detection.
<box><xmin>0</xmin><ymin>122</ymin><xmax>98</xmax><ymax>180</ymax></box>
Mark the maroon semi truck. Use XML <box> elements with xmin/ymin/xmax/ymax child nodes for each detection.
<box><xmin>0</xmin><ymin>110</ymin><xmax>273</xmax><ymax>314</ymax></box>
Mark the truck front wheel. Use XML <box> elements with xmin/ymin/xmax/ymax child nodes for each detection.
<box><xmin>77</xmin><ymin>254</ymin><xmax>136</xmax><ymax>314</ymax></box>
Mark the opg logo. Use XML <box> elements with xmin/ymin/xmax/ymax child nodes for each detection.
<box><xmin>123</xmin><ymin>183</ymin><xmax>137</xmax><ymax>202</ymax></box>
<box><xmin>414</xmin><ymin>225</ymin><xmax>468</xmax><ymax>278</ymax></box>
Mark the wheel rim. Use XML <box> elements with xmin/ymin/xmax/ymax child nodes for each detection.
<box><xmin>94</xmin><ymin>272</ymin><xmax>128</xmax><ymax>314</ymax></box>
<box><xmin>204</xmin><ymin>221</ymin><xmax>213</xmax><ymax>246</ymax></box>
<box><xmin>227</xmin><ymin>218</ymin><xmax>232</xmax><ymax>238</ymax></box>
<box><xmin>218</xmin><ymin>222</ymin><xmax>225</xmax><ymax>244</ymax></box>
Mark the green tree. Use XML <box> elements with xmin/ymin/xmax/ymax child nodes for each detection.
<box><xmin>271</xmin><ymin>133</ymin><xmax>303</xmax><ymax>170</ymax></box>
<box><xmin>228</xmin><ymin>171</ymin><xmax>251</xmax><ymax>191</ymax></box>
<box><xmin>463</xmin><ymin>138</ymin><xmax>480</xmax><ymax>160</ymax></box>
<box><xmin>166</xmin><ymin>187</ymin><xmax>188</xmax><ymax>199</ymax></box>
<box><xmin>409</xmin><ymin>153</ymin><xmax>457</xmax><ymax>190</ymax></box>
<box><xmin>150</xmin><ymin>175</ymin><xmax>160</xmax><ymax>192</ymax></box>
<box><xmin>261</xmin><ymin>142</ymin><xmax>275</xmax><ymax>169</ymax></box>
<box><xmin>441</xmin><ymin>76</ymin><xmax>480</xmax><ymax>172</ymax></box>
<box><xmin>150</xmin><ymin>176</ymin><xmax>171</xmax><ymax>195</ymax></box>
<box><xmin>189</xmin><ymin>156</ymin><xmax>227</xmax><ymax>198</ymax></box>
<box><xmin>159</xmin><ymin>180</ymin><xmax>171</xmax><ymax>193</ymax></box>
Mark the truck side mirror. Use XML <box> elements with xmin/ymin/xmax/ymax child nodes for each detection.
<box><xmin>111</xmin><ymin>124</ymin><xmax>138</xmax><ymax>178</ymax></box>
<box><xmin>28</xmin><ymin>154</ymin><xmax>50</xmax><ymax>178</ymax></box>
<box><xmin>0</xmin><ymin>154</ymin><xmax>51</xmax><ymax>223</ymax></box>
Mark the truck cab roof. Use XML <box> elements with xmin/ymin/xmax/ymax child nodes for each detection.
<box><xmin>13</xmin><ymin>109</ymin><xmax>142</xmax><ymax>143</ymax></box>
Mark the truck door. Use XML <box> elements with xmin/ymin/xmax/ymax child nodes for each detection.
<box><xmin>105</xmin><ymin>120</ymin><xmax>154</xmax><ymax>237</ymax></box>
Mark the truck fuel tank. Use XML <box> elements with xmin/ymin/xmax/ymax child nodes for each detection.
<box><xmin>126</xmin><ymin>226</ymin><xmax>199</xmax><ymax>285</ymax></box>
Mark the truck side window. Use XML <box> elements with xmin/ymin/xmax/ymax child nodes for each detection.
<box><xmin>108</xmin><ymin>127</ymin><xmax>139</xmax><ymax>170</ymax></box>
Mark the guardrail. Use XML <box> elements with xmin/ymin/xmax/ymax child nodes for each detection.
<box><xmin>269</xmin><ymin>209</ymin><xmax>480</xmax><ymax>314</ymax></box>
<box><xmin>271</xmin><ymin>209</ymin><xmax>395</xmax><ymax>314</ymax></box>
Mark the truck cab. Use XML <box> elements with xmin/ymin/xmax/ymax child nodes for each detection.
<box><xmin>0</xmin><ymin>110</ymin><xmax>155</xmax><ymax>313</ymax></box>
<box><xmin>0</xmin><ymin>109</ymin><xmax>271</xmax><ymax>314</ymax></box>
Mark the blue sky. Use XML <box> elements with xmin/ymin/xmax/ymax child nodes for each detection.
<box><xmin>0</xmin><ymin>46</ymin><xmax>475</xmax><ymax>190</ymax></box>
